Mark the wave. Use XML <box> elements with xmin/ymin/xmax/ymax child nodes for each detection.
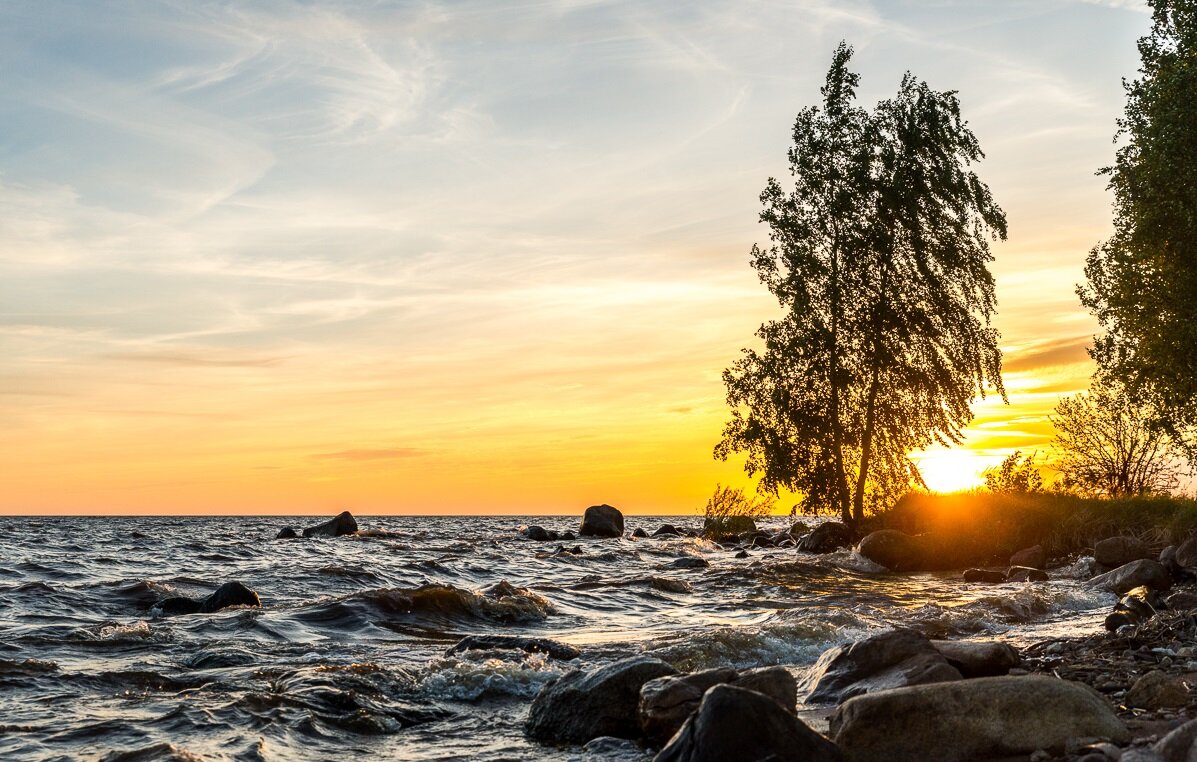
<box><xmin>417</xmin><ymin>652</ymin><xmax>562</xmax><ymax>701</ymax></box>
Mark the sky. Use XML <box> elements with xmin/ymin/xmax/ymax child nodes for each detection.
<box><xmin>0</xmin><ymin>0</ymin><xmax>1151</xmax><ymax>515</ymax></box>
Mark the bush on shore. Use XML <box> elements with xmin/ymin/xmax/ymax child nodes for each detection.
<box><xmin>869</xmin><ymin>491</ymin><xmax>1197</xmax><ymax>565</ymax></box>
<box><xmin>701</xmin><ymin>484</ymin><xmax>773</xmax><ymax>538</ymax></box>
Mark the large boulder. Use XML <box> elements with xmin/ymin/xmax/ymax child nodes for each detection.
<box><xmin>799</xmin><ymin>629</ymin><xmax>962</xmax><ymax>705</ymax></box>
<box><xmin>1155</xmin><ymin>718</ymin><xmax>1197</xmax><ymax>762</ymax></box>
<box><xmin>1009</xmin><ymin>545</ymin><xmax>1047</xmax><ymax>570</ymax></box>
<box><xmin>655</xmin><ymin>684</ymin><xmax>843</xmax><ymax>762</ymax></box>
<box><xmin>158</xmin><ymin>581</ymin><xmax>261</xmax><ymax>616</ymax></box>
<box><xmin>1086</xmin><ymin>559</ymin><xmax>1172</xmax><ymax>595</ymax></box>
<box><xmin>302</xmin><ymin>510</ymin><xmax>358</xmax><ymax>538</ymax></box>
<box><xmin>798</xmin><ymin>522</ymin><xmax>854</xmax><ymax>554</ymax></box>
<box><xmin>639</xmin><ymin>666</ymin><xmax>795</xmax><ymax>745</ymax></box>
<box><xmin>856</xmin><ymin>530</ymin><xmax>922</xmax><ymax>572</ymax></box>
<box><xmin>929</xmin><ymin>640</ymin><xmax>1021</xmax><ymax>678</ymax></box>
<box><xmin>580</xmin><ymin>504</ymin><xmax>625</xmax><ymax>538</ymax></box>
<box><xmin>526</xmin><ymin>655</ymin><xmax>675</xmax><ymax>744</ymax></box>
<box><xmin>830</xmin><ymin>675</ymin><xmax>1129</xmax><ymax>762</ymax></box>
<box><xmin>1095</xmin><ymin>536</ymin><xmax>1151</xmax><ymax>567</ymax></box>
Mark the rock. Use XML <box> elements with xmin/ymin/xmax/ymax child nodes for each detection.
<box><xmin>445</xmin><ymin>635</ymin><xmax>580</xmax><ymax>660</ymax></box>
<box><xmin>525</xmin><ymin>525</ymin><xmax>555</xmax><ymax>542</ymax></box>
<box><xmin>1126</xmin><ymin>670</ymin><xmax>1188</xmax><ymax>710</ymax></box>
<box><xmin>1177</xmin><ymin>537</ymin><xmax>1197</xmax><ymax>569</ymax></box>
<box><xmin>964</xmin><ymin>568</ymin><xmax>1008</xmax><ymax>583</ymax></box>
<box><xmin>1095</xmin><ymin>536</ymin><xmax>1152</xmax><ymax>567</ymax></box>
<box><xmin>857</xmin><ymin>530</ymin><xmax>922</xmax><ymax>572</ymax></box>
<box><xmin>798</xmin><ymin>522</ymin><xmax>854</xmax><ymax>554</ymax></box>
<box><xmin>1009</xmin><ymin>545</ymin><xmax>1047</xmax><ymax>570</ymax></box>
<box><xmin>734</xmin><ymin>550</ymin><xmax>749</xmax><ymax>559</ymax></box>
<box><xmin>302</xmin><ymin>510</ymin><xmax>358</xmax><ymax>538</ymax></box>
<box><xmin>655</xmin><ymin>684</ymin><xmax>843</xmax><ymax>762</ymax></box>
<box><xmin>1161</xmin><ymin>544</ymin><xmax>1179</xmax><ymax>572</ymax></box>
<box><xmin>1007</xmin><ymin>565</ymin><xmax>1049</xmax><ymax>582</ymax></box>
<box><xmin>1087</xmin><ymin>559</ymin><xmax>1172</xmax><ymax>595</ymax></box>
<box><xmin>830</xmin><ymin>675</ymin><xmax>1130</xmax><ymax>762</ymax></box>
<box><xmin>560</xmin><ymin>531</ymin><xmax>577</xmax><ymax>541</ymax></box>
<box><xmin>1154</xmin><ymin>717</ymin><xmax>1197</xmax><ymax>762</ymax></box>
<box><xmin>669</xmin><ymin>557</ymin><xmax>709</xmax><ymax>569</ymax></box>
<box><xmin>639</xmin><ymin>668</ymin><xmax>738</xmax><ymax>745</ymax></box>
<box><xmin>735</xmin><ymin>665</ymin><xmax>797</xmax><ymax>711</ymax></box>
<box><xmin>799</xmin><ymin>628</ymin><xmax>962</xmax><ymax>704</ymax></box>
<box><xmin>158</xmin><ymin>581</ymin><xmax>261</xmax><ymax>616</ymax></box>
<box><xmin>275</xmin><ymin>527</ymin><xmax>298</xmax><ymax>539</ymax></box>
<box><xmin>1166</xmin><ymin>589</ymin><xmax>1197</xmax><ymax>610</ymax></box>
<box><xmin>580</xmin><ymin>504</ymin><xmax>624</xmax><ymax>538</ymax></box>
<box><xmin>653</xmin><ymin>524</ymin><xmax>680</xmax><ymax>537</ymax></box>
<box><xmin>580</xmin><ymin>737</ymin><xmax>646</xmax><ymax>759</ymax></box>
<box><xmin>1105</xmin><ymin>585</ymin><xmax>1161</xmax><ymax>630</ymax></box>
<box><xmin>632</xmin><ymin>528</ymin><xmax>648</xmax><ymax>538</ymax></box>
<box><xmin>788</xmin><ymin>521</ymin><xmax>809</xmax><ymax>538</ymax></box>
<box><xmin>1123</xmin><ymin>751</ymin><xmax>1166</xmax><ymax>762</ymax></box>
<box><xmin>525</xmin><ymin>655</ymin><xmax>676</xmax><ymax>744</ymax></box>
<box><xmin>929</xmin><ymin>640</ymin><xmax>1021</xmax><ymax>678</ymax></box>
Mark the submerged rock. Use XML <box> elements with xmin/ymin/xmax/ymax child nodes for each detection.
<box><xmin>525</xmin><ymin>525</ymin><xmax>556</xmax><ymax>542</ymax></box>
<box><xmin>798</xmin><ymin>522</ymin><xmax>853</xmax><ymax>554</ymax></box>
<box><xmin>830</xmin><ymin>675</ymin><xmax>1129</xmax><ymax>762</ymax></box>
<box><xmin>525</xmin><ymin>655</ymin><xmax>676</xmax><ymax>744</ymax></box>
<box><xmin>653</xmin><ymin>524</ymin><xmax>681</xmax><ymax>537</ymax></box>
<box><xmin>158</xmin><ymin>581</ymin><xmax>261</xmax><ymax>616</ymax></box>
<box><xmin>929</xmin><ymin>640</ymin><xmax>1021</xmax><ymax>678</ymax></box>
<box><xmin>580</xmin><ymin>504</ymin><xmax>624</xmax><ymax>538</ymax></box>
<box><xmin>1095</xmin><ymin>536</ymin><xmax>1151</xmax><ymax>568</ymax></box>
<box><xmin>857</xmin><ymin>530</ymin><xmax>922</xmax><ymax>572</ymax></box>
<box><xmin>1009</xmin><ymin>545</ymin><xmax>1047</xmax><ymax>570</ymax></box>
<box><xmin>445</xmin><ymin>634</ymin><xmax>580</xmax><ymax>660</ymax></box>
<box><xmin>799</xmin><ymin>628</ymin><xmax>961</xmax><ymax>704</ymax></box>
<box><xmin>302</xmin><ymin>510</ymin><xmax>358</xmax><ymax>538</ymax></box>
<box><xmin>275</xmin><ymin>527</ymin><xmax>298</xmax><ymax>539</ymax></box>
<box><xmin>632</xmin><ymin>528</ymin><xmax>649</xmax><ymax>538</ymax></box>
<box><xmin>669</xmin><ymin>557</ymin><xmax>709</xmax><ymax>569</ymax></box>
<box><xmin>655</xmin><ymin>684</ymin><xmax>843</xmax><ymax>762</ymax></box>
<box><xmin>639</xmin><ymin>666</ymin><xmax>796</xmax><ymax>745</ymax></box>
<box><xmin>963</xmin><ymin>568</ymin><xmax>1007</xmax><ymax>583</ymax></box>
<box><xmin>1087</xmin><ymin>559</ymin><xmax>1172</xmax><ymax>595</ymax></box>
<box><xmin>1007</xmin><ymin>565</ymin><xmax>1049</xmax><ymax>583</ymax></box>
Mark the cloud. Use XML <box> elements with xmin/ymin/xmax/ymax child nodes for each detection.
<box><xmin>1004</xmin><ymin>336</ymin><xmax>1093</xmax><ymax>372</ymax></box>
<box><xmin>312</xmin><ymin>448</ymin><xmax>427</xmax><ymax>460</ymax></box>
<box><xmin>103</xmin><ymin>350</ymin><xmax>287</xmax><ymax>368</ymax></box>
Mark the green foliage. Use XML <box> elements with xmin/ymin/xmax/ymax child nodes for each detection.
<box><xmin>716</xmin><ymin>42</ymin><xmax>1006</xmax><ymax>524</ymax></box>
<box><xmin>983</xmin><ymin>451</ymin><xmax>1043</xmax><ymax>494</ymax></box>
<box><xmin>701</xmin><ymin>484</ymin><xmax>773</xmax><ymax>537</ymax></box>
<box><xmin>1080</xmin><ymin>0</ymin><xmax>1197</xmax><ymax>454</ymax></box>
<box><xmin>1052</xmin><ymin>379</ymin><xmax>1185</xmax><ymax>497</ymax></box>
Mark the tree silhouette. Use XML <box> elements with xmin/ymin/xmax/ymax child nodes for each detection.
<box><xmin>1081</xmin><ymin>0</ymin><xmax>1197</xmax><ymax>456</ymax></box>
<box><xmin>717</xmin><ymin>43</ymin><xmax>1007</xmax><ymax>524</ymax></box>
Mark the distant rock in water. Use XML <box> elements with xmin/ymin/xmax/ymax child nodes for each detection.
<box><xmin>653</xmin><ymin>524</ymin><xmax>681</xmax><ymax>537</ymax></box>
<box><xmin>632</xmin><ymin>527</ymin><xmax>648</xmax><ymax>538</ymax></box>
<box><xmin>276</xmin><ymin>527</ymin><xmax>298</xmax><ymax>539</ymax></box>
<box><xmin>656</xmin><ymin>684</ymin><xmax>843</xmax><ymax>762</ymax></box>
<box><xmin>1095</xmin><ymin>535</ymin><xmax>1151</xmax><ymax>568</ymax></box>
<box><xmin>302</xmin><ymin>510</ymin><xmax>358</xmax><ymax>538</ymax></box>
<box><xmin>1006</xmin><ymin>566</ymin><xmax>1048</xmax><ymax>583</ymax></box>
<box><xmin>579</xmin><ymin>504</ymin><xmax>624</xmax><ymax>538</ymax></box>
<box><xmin>1008</xmin><ymin>545</ymin><xmax>1046</xmax><ymax>570</ymax></box>
<box><xmin>524</xmin><ymin>525</ymin><xmax>556</xmax><ymax>542</ymax></box>
<box><xmin>525</xmin><ymin>655</ymin><xmax>675</xmax><ymax>744</ymax></box>
<box><xmin>857</xmin><ymin>530</ymin><xmax>922</xmax><ymax>572</ymax></box>
<box><xmin>158</xmin><ymin>581</ymin><xmax>261</xmax><ymax>616</ymax></box>
<box><xmin>446</xmin><ymin>634</ymin><xmax>580</xmax><ymax>660</ymax></box>
<box><xmin>669</xmin><ymin>557</ymin><xmax>709</xmax><ymax>569</ymax></box>
<box><xmin>963</xmin><ymin>568</ymin><xmax>1007</xmax><ymax>584</ymax></box>
<box><xmin>797</xmin><ymin>522</ymin><xmax>853</xmax><ymax>554</ymax></box>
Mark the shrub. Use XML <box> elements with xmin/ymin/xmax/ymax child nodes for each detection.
<box><xmin>701</xmin><ymin>484</ymin><xmax>773</xmax><ymax>538</ymax></box>
<box><xmin>983</xmin><ymin>451</ymin><xmax>1044</xmax><ymax>494</ymax></box>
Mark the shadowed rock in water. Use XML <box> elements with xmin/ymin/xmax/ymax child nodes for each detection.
<box><xmin>579</xmin><ymin>504</ymin><xmax>624</xmax><ymax>538</ymax></box>
<box><xmin>158</xmin><ymin>582</ymin><xmax>261</xmax><ymax>616</ymax></box>
<box><xmin>1006</xmin><ymin>566</ymin><xmax>1048</xmax><ymax>583</ymax></box>
<box><xmin>799</xmin><ymin>628</ymin><xmax>962</xmax><ymax>704</ymax></box>
<box><xmin>526</xmin><ymin>655</ymin><xmax>675</xmax><ymax>744</ymax></box>
<box><xmin>302</xmin><ymin>510</ymin><xmax>358</xmax><ymax>538</ymax></box>
<box><xmin>639</xmin><ymin>666</ymin><xmax>796</xmax><ymax>745</ymax></box>
<box><xmin>1095</xmin><ymin>536</ymin><xmax>1151</xmax><ymax>568</ymax></box>
<box><xmin>857</xmin><ymin>530</ymin><xmax>922</xmax><ymax>572</ymax></box>
<box><xmin>276</xmin><ymin>527</ymin><xmax>298</xmax><ymax>539</ymax></box>
<box><xmin>1086</xmin><ymin>559</ymin><xmax>1172</xmax><ymax>595</ymax></box>
<box><xmin>1009</xmin><ymin>545</ymin><xmax>1046</xmax><ymax>569</ymax></box>
<box><xmin>797</xmin><ymin>522</ymin><xmax>853</xmax><ymax>554</ymax></box>
<box><xmin>445</xmin><ymin>635</ymin><xmax>580</xmax><ymax>660</ymax></box>
<box><xmin>655</xmin><ymin>684</ymin><xmax>843</xmax><ymax>762</ymax></box>
<box><xmin>963</xmin><ymin>568</ymin><xmax>1007</xmax><ymax>583</ymax></box>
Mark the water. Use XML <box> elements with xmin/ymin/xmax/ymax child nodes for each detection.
<box><xmin>0</xmin><ymin>515</ymin><xmax>1115</xmax><ymax>761</ymax></box>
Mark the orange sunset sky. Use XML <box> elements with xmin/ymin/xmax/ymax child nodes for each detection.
<box><xmin>0</xmin><ymin>1</ymin><xmax>1150</xmax><ymax>514</ymax></box>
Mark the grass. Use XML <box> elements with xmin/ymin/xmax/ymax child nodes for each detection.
<box><xmin>868</xmin><ymin>491</ymin><xmax>1197</xmax><ymax>567</ymax></box>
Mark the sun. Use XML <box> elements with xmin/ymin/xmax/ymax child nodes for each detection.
<box><xmin>913</xmin><ymin>448</ymin><xmax>988</xmax><ymax>493</ymax></box>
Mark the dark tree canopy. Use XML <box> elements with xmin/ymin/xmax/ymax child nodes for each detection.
<box><xmin>1081</xmin><ymin>0</ymin><xmax>1197</xmax><ymax>452</ymax></box>
<box><xmin>716</xmin><ymin>43</ymin><xmax>1007</xmax><ymax>524</ymax></box>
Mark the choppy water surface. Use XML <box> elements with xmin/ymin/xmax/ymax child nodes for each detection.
<box><xmin>0</xmin><ymin>515</ymin><xmax>1115</xmax><ymax>761</ymax></box>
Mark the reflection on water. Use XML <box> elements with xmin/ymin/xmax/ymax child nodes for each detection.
<box><xmin>0</xmin><ymin>515</ymin><xmax>1111</xmax><ymax>761</ymax></box>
